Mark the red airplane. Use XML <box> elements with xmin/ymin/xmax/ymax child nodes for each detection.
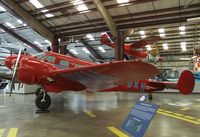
<box><xmin>4</xmin><ymin>51</ymin><xmax>194</xmax><ymax>110</ymax></box>
<box><xmin>100</xmin><ymin>33</ymin><xmax>161</xmax><ymax>59</ymax></box>
<box><xmin>4</xmin><ymin>51</ymin><xmax>159</xmax><ymax>110</ymax></box>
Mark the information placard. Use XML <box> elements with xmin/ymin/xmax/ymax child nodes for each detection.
<box><xmin>122</xmin><ymin>101</ymin><xmax>159</xmax><ymax>137</ymax></box>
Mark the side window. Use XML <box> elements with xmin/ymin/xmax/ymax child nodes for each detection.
<box><xmin>46</xmin><ymin>56</ymin><xmax>56</xmax><ymax>63</ymax></box>
<box><xmin>60</xmin><ymin>60</ymin><xmax>69</xmax><ymax>67</ymax></box>
<box><xmin>74</xmin><ymin>64</ymin><xmax>82</xmax><ymax>67</ymax></box>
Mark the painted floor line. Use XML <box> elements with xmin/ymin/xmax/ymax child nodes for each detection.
<box><xmin>7</xmin><ymin>128</ymin><xmax>18</xmax><ymax>137</ymax></box>
<box><xmin>157</xmin><ymin>111</ymin><xmax>200</xmax><ymax>125</ymax></box>
<box><xmin>183</xmin><ymin>116</ymin><xmax>196</xmax><ymax>120</ymax></box>
<box><xmin>107</xmin><ymin>127</ymin><xmax>129</xmax><ymax>137</ymax></box>
<box><xmin>84</xmin><ymin>111</ymin><xmax>96</xmax><ymax>118</ymax></box>
<box><xmin>180</xmin><ymin>108</ymin><xmax>189</xmax><ymax>111</ymax></box>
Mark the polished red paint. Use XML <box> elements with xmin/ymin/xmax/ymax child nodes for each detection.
<box><xmin>5</xmin><ymin>52</ymin><xmax>160</xmax><ymax>93</ymax></box>
<box><xmin>100</xmin><ymin>34</ymin><xmax>161</xmax><ymax>58</ymax></box>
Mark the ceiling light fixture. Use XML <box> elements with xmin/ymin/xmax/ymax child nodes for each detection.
<box><xmin>17</xmin><ymin>19</ymin><xmax>23</xmax><ymax>24</ymax></box>
<box><xmin>160</xmin><ymin>33</ymin><xmax>165</xmax><ymax>37</ymax></box>
<box><xmin>162</xmin><ymin>43</ymin><xmax>168</xmax><ymax>50</ymax></box>
<box><xmin>146</xmin><ymin>45</ymin><xmax>152</xmax><ymax>51</ymax></box>
<box><xmin>116</xmin><ymin>0</ymin><xmax>129</xmax><ymax>4</ymax></box>
<box><xmin>179</xmin><ymin>26</ymin><xmax>185</xmax><ymax>31</ymax></box>
<box><xmin>86</xmin><ymin>34</ymin><xmax>94</xmax><ymax>40</ymax></box>
<box><xmin>0</xmin><ymin>6</ymin><xmax>6</xmax><ymax>12</ymax></box>
<box><xmin>29</xmin><ymin>0</ymin><xmax>44</xmax><ymax>9</ymax></box>
<box><xmin>179</xmin><ymin>31</ymin><xmax>186</xmax><ymax>35</ymax></box>
<box><xmin>141</xmin><ymin>35</ymin><xmax>146</xmax><ymax>39</ymax></box>
<box><xmin>139</xmin><ymin>30</ymin><xmax>145</xmax><ymax>35</ymax></box>
<box><xmin>158</xmin><ymin>28</ymin><xmax>165</xmax><ymax>33</ymax></box>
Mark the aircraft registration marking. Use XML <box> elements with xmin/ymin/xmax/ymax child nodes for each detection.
<box><xmin>127</xmin><ymin>82</ymin><xmax>146</xmax><ymax>91</ymax></box>
<box><xmin>107</xmin><ymin>126</ymin><xmax>129</xmax><ymax>137</ymax></box>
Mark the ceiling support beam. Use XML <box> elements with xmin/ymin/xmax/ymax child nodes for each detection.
<box><xmin>92</xmin><ymin>0</ymin><xmax>117</xmax><ymax>37</ymax></box>
<box><xmin>0</xmin><ymin>23</ymin><xmax>43</xmax><ymax>52</ymax></box>
<box><xmin>115</xmin><ymin>31</ymin><xmax>124</xmax><ymax>60</ymax></box>
<box><xmin>0</xmin><ymin>0</ymin><xmax>54</xmax><ymax>42</ymax></box>
<box><xmin>80</xmin><ymin>39</ymin><xmax>104</xmax><ymax>60</ymax></box>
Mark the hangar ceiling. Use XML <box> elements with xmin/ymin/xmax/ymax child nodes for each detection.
<box><xmin>0</xmin><ymin>0</ymin><xmax>199</xmax><ymax>62</ymax></box>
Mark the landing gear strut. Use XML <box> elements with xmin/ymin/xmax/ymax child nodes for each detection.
<box><xmin>148</xmin><ymin>93</ymin><xmax>153</xmax><ymax>100</ymax></box>
<box><xmin>35</xmin><ymin>89</ymin><xmax>51</xmax><ymax>110</ymax></box>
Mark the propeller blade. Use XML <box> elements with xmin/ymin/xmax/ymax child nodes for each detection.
<box><xmin>9</xmin><ymin>49</ymin><xmax>21</xmax><ymax>96</ymax></box>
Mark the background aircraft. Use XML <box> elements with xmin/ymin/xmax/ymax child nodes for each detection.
<box><xmin>100</xmin><ymin>33</ymin><xmax>161</xmax><ymax>59</ymax></box>
<box><xmin>4</xmin><ymin>51</ymin><xmax>159</xmax><ymax>110</ymax></box>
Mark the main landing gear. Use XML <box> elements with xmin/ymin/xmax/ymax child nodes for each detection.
<box><xmin>148</xmin><ymin>93</ymin><xmax>153</xmax><ymax>101</ymax></box>
<box><xmin>35</xmin><ymin>88</ymin><xmax>51</xmax><ymax>110</ymax></box>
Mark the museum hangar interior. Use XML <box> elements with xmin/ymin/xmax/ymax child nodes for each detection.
<box><xmin>0</xmin><ymin>0</ymin><xmax>199</xmax><ymax>137</ymax></box>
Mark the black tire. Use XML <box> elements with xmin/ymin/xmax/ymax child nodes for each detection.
<box><xmin>149</xmin><ymin>94</ymin><xmax>153</xmax><ymax>100</ymax></box>
<box><xmin>35</xmin><ymin>93</ymin><xmax>51</xmax><ymax>110</ymax></box>
<box><xmin>35</xmin><ymin>88</ymin><xmax>42</xmax><ymax>96</ymax></box>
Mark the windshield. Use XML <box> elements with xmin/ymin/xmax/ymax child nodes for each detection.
<box><xmin>33</xmin><ymin>52</ymin><xmax>46</xmax><ymax>61</ymax></box>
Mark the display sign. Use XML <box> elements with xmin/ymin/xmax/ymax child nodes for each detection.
<box><xmin>122</xmin><ymin>101</ymin><xmax>159</xmax><ymax>137</ymax></box>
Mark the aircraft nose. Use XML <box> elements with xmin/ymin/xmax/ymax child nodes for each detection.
<box><xmin>5</xmin><ymin>56</ymin><xmax>12</xmax><ymax>69</ymax></box>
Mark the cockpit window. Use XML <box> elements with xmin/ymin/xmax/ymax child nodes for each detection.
<box><xmin>59</xmin><ymin>60</ymin><xmax>69</xmax><ymax>67</ymax></box>
<box><xmin>33</xmin><ymin>53</ymin><xmax>46</xmax><ymax>61</ymax></box>
<box><xmin>46</xmin><ymin>55</ymin><xmax>56</xmax><ymax>63</ymax></box>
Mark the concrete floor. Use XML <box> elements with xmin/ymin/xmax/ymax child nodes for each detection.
<box><xmin>0</xmin><ymin>92</ymin><xmax>199</xmax><ymax>137</ymax></box>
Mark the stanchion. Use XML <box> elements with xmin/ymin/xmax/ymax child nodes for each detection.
<box><xmin>0</xmin><ymin>82</ymin><xmax>8</xmax><ymax>108</ymax></box>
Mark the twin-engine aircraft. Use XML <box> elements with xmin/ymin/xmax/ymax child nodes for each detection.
<box><xmin>4</xmin><ymin>51</ymin><xmax>194</xmax><ymax>110</ymax></box>
<box><xmin>100</xmin><ymin>33</ymin><xmax>161</xmax><ymax>59</ymax></box>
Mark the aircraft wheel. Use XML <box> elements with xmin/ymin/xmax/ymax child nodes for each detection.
<box><xmin>35</xmin><ymin>87</ymin><xmax>42</xmax><ymax>96</ymax></box>
<box><xmin>148</xmin><ymin>94</ymin><xmax>153</xmax><ymax>100</ymax></box>
<box><xmin>35</xmin><ymin>93</ymin><xmax>51</xmax><ymax>110</ymax></box>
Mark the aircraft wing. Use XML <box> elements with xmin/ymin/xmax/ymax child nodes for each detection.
<box><xmin>130</xmin><ymin>36</ymin><xmax>161</xmax><ymax>49</ymax></box>
<box><xmin>49</xmin><ymin>61</ymin><xmax>159</xmax><ymax>91</ymax></box>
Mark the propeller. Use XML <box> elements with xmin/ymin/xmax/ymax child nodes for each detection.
<box><xmin>9</xmin><ymin>49</ymin><xmax>22</xmax><ymax>96</ymax></box>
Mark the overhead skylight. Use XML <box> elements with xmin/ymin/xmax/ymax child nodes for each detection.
<box><xmin>98</xmin><ymin>46</ymin><xmax>106</xmax><ymax>53</ymax></box>
<box><xmin>70</xmin><ymin>49</ymin><xmax>78</xmax><ymax>55</ymax></box>
<box><xmin>146</xmin><ymin>45</ymin><xmax>152</xmax><ymax>51</ymax></box>
<box><xmin>82</xmin><ymin>47</ymin><xmax>90</xmax><ymax>54</ymax></box>
<box><xmin>73</xmin><ymin>0</ymin><xmax>88</xmax><ymax>12</ymax></box>
<box><xmin>162</xmin><ymin>43</ymin><xmax>168</xmax><ymax>50</ymax></box>
<box><xmin>0</xmin><ymin>6</ymin><xmax>6</xmax><ymax>12</ymax></box>
<box><xmin>181</xmin><ymin>42</ymin><xmax>187</xmax><ymax>51</ymax></box>
<box><xmin>158</xmin><ymin>28</ymin><xmax>165</xmax><ymax>33</ymax></box>
<box><xmin>5</xmin><ymin>22</ymin><xmax>15</xmax><ymax>29</ymax></box>
<box><xmin>86</xmin><ymin>34</ymin><xmax>94</xmax><ymax>40</ymax></box>
<box><xmin>117</xmin><ymin>0</ymin><xmax>129</xmax><ymax>4</ymax></box>
<box><xmin>29</xmin><ymin>0</ymin><xmax>44</xmax><ymax>9</ymax></box>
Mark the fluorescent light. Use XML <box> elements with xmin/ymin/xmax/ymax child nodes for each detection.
<box><xmin>126</xmin><ymin>37</ymin><xmax>130</xmax><ymax>40</ymax></box>
<box><xmin>180</xmin><ymin>31</ymin><xmax>186</xmax><ymax>35</ymax></box>
<box><xmin>141</xmin><ymin>35</ymin><xmax>146</xmax><ymax>39</ymax></box>
<box><xmin>187</xmin><ymin>17</ymin><xmax>200</xmax><ymax>22</ymax></box>
<box><xmin>0</xmin><ymin>6</ymin><xmax>6</xmax><ymax>12</ymax></box>
<box><xmin>23</xmin><ymin>23</ymin><xmax>27</xmax><ymax>26</ymax></box>
<box><xmin>181</xmin><ymin>42</ymin><xmax>187</xmax><ymax>51</ymax></box>
<box><xmin>45</xmin><ymin>13</ymin><xmax>54</xmax><ymax>18</ymax></box>
<box><xmin>146</xmin><ymin>45</ymin><xmax>152</xmax><ymax>51</ymax></box>
<box><xmin>41</xmin><ymin>9</ymin><xmax>48</xmax><ymax>13</ymax></box>
<box><xmin>82</xmin><ymin>47</ymin><xmax>90</xmax><ymax>54</ymax></box>
<box><xmin>117</xmin><ymin>0</ymin><xmax>129</xmax><ymax>4</ymax></box>
<box><xmin>17</xmin><ymin>19</ymin><xmax>23</xmax><ymax>24</ymax></box>
<box><xmin>0</xmin><ymin>29</ymin><xmax>5</xmax><ymax>32</ymax></box>
<box><xmin>162</xmin><ymin>43</ymin><xmax>168</xmax><ymax>50</ymax></box>
<box><xmin>70</xmin><ymin>49</ymin><xmax>78</xmax><ymax>55</ymax></box>
<box><xmin>45</xmin><ymin>40</ymin><xmax>51</xmax><ymax>44</ymax></box>
<box><xmin>160</xmin><ymin>33</ymin><xmax>165</xmax><ymax>37</ymax></box>
<box><xmin>5</xmin><ymin>22</ymin><xmax>15</xmax><ymax>29</ymax></box>
<box><xmin>29</xmin><ymin>0</ymin><xmax>44</xmax><ymax>9</ymax></box>
<box><xmin>179</xmin><ymin>26</ymin><xmax>185</xmax><ymax>31</ymax></box>
<box><xmin>98</xmin><ymin>46</ymin><xmax>106</xmax><ymax>53</ymax></box>
<box><xmin>139</xmin><ymin>30</ymin><xmax>145</xmax><ymax>35</ymax></box>
<box><xmin>158</xmin><ymin>28</ymin><xmax>165</xmax><ymax>33</ymax></box>
<box><xmin>34</xmin><ymin>41</ymin><xmax>43</xmax><ymax>47</ymax></box>
<box><xmin>86</xmin><ymin>34</ymin><xmax>94</xmax><ymax>40</ymax></box>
